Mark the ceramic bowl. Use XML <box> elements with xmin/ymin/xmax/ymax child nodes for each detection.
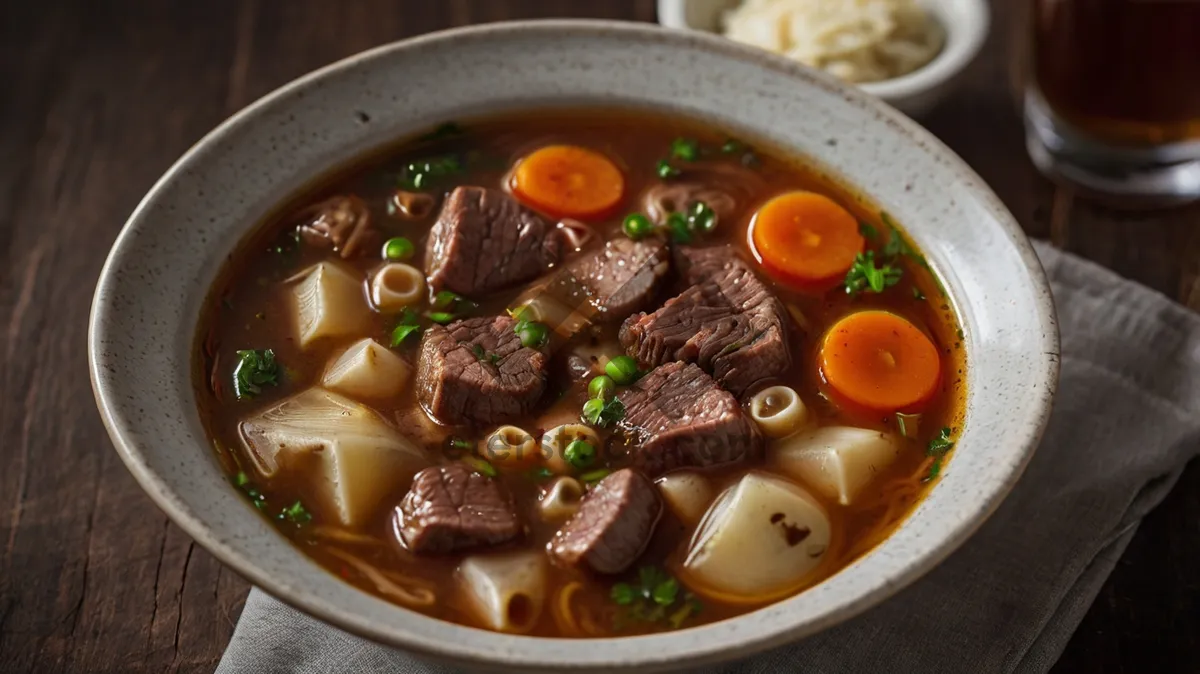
<box><xmin>89</xmin><ymin>20</ymin><xmax>1057</xmax><ymax>673</ymax></box>
<box><xmin>657</xmin><ymin>0</ymin><xmax>991</xmax><ymax>116</ymax></box>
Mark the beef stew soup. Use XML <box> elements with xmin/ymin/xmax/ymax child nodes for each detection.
<box><xmin>197</xmin><ymin>110</ymin><xmax>965</xmax><ymax>637</ymax></box>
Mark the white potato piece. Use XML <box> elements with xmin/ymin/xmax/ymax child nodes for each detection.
<box><xmin>747</xmin><ymin>385</ymin><xmax>809</xmax><ymax>438</ymax></box>
<box><xmin>289</xmin><ymin>262</ymin><xmax>372</xmax><ymax>347</ymax></box>
<box><xmin>773</xmin><ymin>426</ymin><xmax>900</xmax><ymax>506</ymax></box>
<box><xmin>370</xmin><ymin>263</ymin><xmax>425</xmax><ymax>313</ymax></box>
<box><xmin>540</xmin><ymin>424</ymin><xmax>601</xmax><ymax>475</ymax></box>
<box><xmin>539</xmin><ymin>476</ymin><xmax>584</xmax><ymax>521</ymax></box>
<box><xmin>682</xmin><ymin>473</ymin><xmax>832</xmax><ymax>602</ymax></box>
<box><xmin>656</xmin><ymin>472</ymin><xmax>714</xmax><ymax>526</ymax></box>
<box><xmin>240</xmin><ymin>387</ymin><xmax>431</xmax><ymax>527</ymax></box>
<box><xmin>321</xmin><ymin>338</ymin><xmax>411</xmax><ymax>400</ymax></box>
<box><xmin>459</xmin><ymin>550</ymin><xmax>548</xmax><ymax>633</ymax></box>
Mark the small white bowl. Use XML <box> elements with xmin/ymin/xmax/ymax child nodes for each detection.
<box><xmin>657</xmin><ymin>0</ymin><xmax>991</xmax><ymax>116</ymax></box>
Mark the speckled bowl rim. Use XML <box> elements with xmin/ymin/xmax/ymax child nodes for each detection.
<box><xmin>89</xmin><ymin>19</ymin><xmax>1059</xmax><ymax>673</ymax></box>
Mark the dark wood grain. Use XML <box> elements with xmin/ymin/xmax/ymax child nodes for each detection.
<box><xmin>0</xmin><ymin>1</ymin><xmax>1195</xmax><ymax>672</ymax></box>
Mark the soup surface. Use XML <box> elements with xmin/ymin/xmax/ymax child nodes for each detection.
<box><xmin>197</xmin><ymin>110</ymin><xmax>965</xmax><ymax>637</ymax></box>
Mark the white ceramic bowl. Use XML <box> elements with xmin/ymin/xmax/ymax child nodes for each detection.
<box><xmin>657</xmin><ymin>0</ymin><xmax>991</xmax><ymax>116</ymax></box>
<box><xmin>89</xmin><ymin>20</ymin><xmax>1056</xmax><ymax>673</ymax></box>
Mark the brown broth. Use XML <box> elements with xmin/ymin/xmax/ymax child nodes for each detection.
<box><xmin>195</xmin><ymin>110</ymin><xmax>966</xmax><ymax>637</ymax></box>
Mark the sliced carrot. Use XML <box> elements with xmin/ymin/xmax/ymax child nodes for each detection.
<box><xmin>511</xmin><ymin>145</ymin><xmax>625</xmax><ymax>220</ymax></box>
<box><xmin>819</xmin><ymin>310</ymin><xmax>941</xmax><ymax>413</ymax></box>
<box><xmin>749</xmin><ymin>191</ymin><xmax>863</xmax><ymax>288</ymax></box>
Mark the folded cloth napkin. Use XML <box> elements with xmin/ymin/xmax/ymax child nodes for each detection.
<box><xmin>217</xmin><ymin>240</ymin><xmax>1200</xmax><ymax>674</ymax></box>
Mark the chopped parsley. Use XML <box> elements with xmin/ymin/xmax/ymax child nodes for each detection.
<box><xmin>279</xmin><ymin>500</ymin><xmax>312</xmax><ymax>526</ymax></box>
<box><xmin>858</xmin><ymin>221</ymin><xmax>879</xmax><ymax>240</ymax></box>
<box><xmin>670</xmin><ymin>137</ymin><xmax>700</xmax><ymax>162</ymax></box>
<box><xmin>471</xmin><ymin>343</ymin><xmax>501</xmax><ymax>365</ymax></box>
<box><xmin>579</xmin><ymin>468</ymin><xmax>612</xmax><ymax>485</ymax></box>
<box><xmin>389</xmin><ymin>308</ymin><xmax>423</xmax><ymax>347</ymax></box>
<box><xmin>582</xmin><ymin>396</ymin><xmax>625</xmax><ymax>428</ymax></box>
<box><xmin>464</xmin><ymin>455</ymin><xmax>498</xmax><ymax>478</ymax></box>
<box><xmin>398</xmin><ymin>153</ymin><xmax>462</xmax><ymax>190</ymax></box>
<box><xmin>665</xmin><ymin>212</ymin><xmax>692</xmax><ymax>244</ymax></box>
<box><xmin>923</xmin><ymin>427</ymin><xmax>955</xmax><ymax>482</ymax></box>
<box><xmin>843</xmin><ymin>251</ymin><xmax>903</xmax><ymax>296</ymax></box>
<box><xmin>656</xmin><ymin>159</ymin><xmax>681</xmax><ymax>179</ymax></box>
<box><xmin>686</xmin><ymin>200</ymin><xmax>717</xmax><ymax>233</ymax></box>
<box><xmin>232</xmin><ymin>349</ymin><xmax>280</xmax><ymax>399</ymax></box>
<box><xmin>432</xmin><ymin>290</ymin><xmax>464</xmax><ymax>310</ymax></box>
<box><xmin>426</xmin><ymin>311</ymin><xmax>456</xmax><ymax>325</ymax></box>
<box><xmin>611</xmin><ymin>566</ymin><xmax>703</xmax><ymax>630</ymax></box>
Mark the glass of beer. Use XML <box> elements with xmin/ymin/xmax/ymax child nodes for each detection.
<box><xmin>1023</xmin><ymin>0</ymin><xmax>1200</xmax><ymax>205</ymax></box>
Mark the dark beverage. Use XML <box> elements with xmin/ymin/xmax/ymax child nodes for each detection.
<box><xmin>1032</xmin><ymin>0</ymin><xmax>1200</xmax><ymax>148</ymax></box>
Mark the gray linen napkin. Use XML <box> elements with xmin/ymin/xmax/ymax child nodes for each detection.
<box><xmin>217</xmin><ymin>240</ymin><xmax>1200</xmax><ymax>674</ymax></box>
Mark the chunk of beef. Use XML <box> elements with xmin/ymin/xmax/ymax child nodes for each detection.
<box><xmin>617</xmin><ymin>361</ymin><xmax>761</xmax><ymax>476</ymax></box>
<box><xmin>416</xmin><ymin>316</ymin><xmax>548</xmax><ymax>426</ymax></box>
<box><xmin>425</xmin><ymin>186</ymin><xmax>563</xmax><ymax>295</ymax></box>
<box><xmin>548</xmin><ymin>468</ymin><xmax>662</xmax><ymax>574</ymax></box>
<box><xmin>557</xmin><ymin>237</ymin><xmax>671</xmax><ymax>321</ymax></box>
<box><xmin>394</xmin><ymin>463</ymin><xmax>522</xmax><ymax>554</ymax></box>
<box><xmin>619</xmin><ymin>245</ymin><xmax>790</xmax><ymax>396</ymax></box>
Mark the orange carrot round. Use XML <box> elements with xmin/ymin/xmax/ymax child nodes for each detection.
<box><xmin>748</xmin><ymin>191</ymin><xmax>863</xmax><ymax>287</ymax></box>
<box><xmin>511</xmin><ymin>145</ymin><xmax>625</xmax><ymax>220</ymax></box>
<box><xmin>819</xmin><ymin>310</ymin><xmax>941</xmax><ymax>412</ymax></box>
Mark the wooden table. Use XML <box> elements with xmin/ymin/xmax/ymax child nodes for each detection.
<box><xmin>2</xmin><ymin>1</ymin><xmax>1197</xmax><ymax>672</ymax></box>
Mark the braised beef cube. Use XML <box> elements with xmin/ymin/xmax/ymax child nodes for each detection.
<box><xmin>556</xmin><ymin>237</ymin><xmax>671</xmax><ymax>321</ymax></box>
<box><xmin>617</xmin><ymin>361</ymin><xmax>762</xmax><ymax>476</ymax></box>
<box><xmin>425</xmin><ymin>186</ymin><xmax>564</xmax><ymax>295</ymax></box>
<box><xmin>619</xmin><ymin>245</ymin><xmax>790</xmax><ymax>396</ymax></box>
<box><xmin>548</xmin><ymin>468</ymin><xmax>662</xmax><ymax>574</ymax></box>
<box><xmin>416</xmin><ymin>316</ymin><xmax>548</xmax><ymax>426</ymax></box>
<box><xmin>393</xmin><ymin>463</ymin><xmax>522</xmax><ymax>554</ymax></box>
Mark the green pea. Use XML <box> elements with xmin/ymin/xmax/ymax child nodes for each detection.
<box><xmin>605</xmin><ymin>356</ymin><xmax>640</xmax><ymax>385</ymax></box>
<box><xmin>622</xmin><ymin>213</ymin><xmax>653</xmax><ymax>240</ymax></box>
<box><xmin>383</xmin><ymin>236</ymin><xmax>415</xmax><ymax>261</ymax></box>
<box><xmin>564</xmin><ymin>439</ymin><xmax>596</xmax><ymax>469</ymax></box>
<box><xmin>588</xmin><ymin>375</ymin><xmax>615</xmax><ymax>401</ymax></box>
<box><xmin>581</xmin><ymin>398</ymin><xmax>605</xmax><ymax>425</ymax></box>
<box><xmin>518</xmin><ymin>322</ymin><xmax>549</xmax><ymax>348</ymax></box>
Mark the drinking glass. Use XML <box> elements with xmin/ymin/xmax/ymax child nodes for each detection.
<box><xmin>1022</xmin><ymin>0</ymin><xmax>1200</xmax><ymax>205</ymax></box>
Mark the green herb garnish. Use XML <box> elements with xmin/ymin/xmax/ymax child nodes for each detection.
<box><xmin>912</xmin><ymin>286</ymin><xmax>926</xmax><ymax>301</ymax></box>
<box><xmin>579</xmin><ymin>468</ymin><xmax>612</xmax><ymax>485</ymax></box>
<box><xmin>923</xmin><ymin>427</ymin><xmax>955</xmax><ymax>482</ymax></box>
<box><xmin>670</xmin><ymin>137</ymin><xmax>700</xmax><ymax>162</ymax></box>
<box><xmin>528</xmin><ymin>466</ymin><xmax>555</xmax><ymax>481</ymax></box>
<box><xmin>399</xmin><ymin>153</ymin><xmax>462</xmax><ymax>190</ymax></box>
<box><xmin>859</xmin><ymin>221</ymin><xmax>879</xmax><ymax>240</ymax></box>
<box><xmin>611</xmin><ymin>566</ymin><xmax>702</xmax><ymax>630</ymax></box>
<box><xmin>427</xmin><ymin>311</ymin><xmax>455</xmax><ymax>325</ymax></box>
<box><xmin>464</xmin><ymin>455</ymin><xmax>498</xmax><ymax>478</ymax></box>
<box><xmin>280</xmin><ymin>500</ymin><xmax>312</xmax><ymax>526</ymax></box>
<box><xmin>582</xmin><ymin>396</ymin><xmax>625</xmax><ymax>428</ymax></box>
<box><xmin>389</xmin><ymin>308</ymin><xmax>423</xmax><ymax>347</ymax></box>
<box><xmin>232</xmin><ymin>349</ymin><xmax>280</xmax><ymax>399</ymax></box>
<box><xmin>433</xmin><ymin>290</ymin><xmax>464</xmax><ymax>310</ymax></box>
<box><xmin>843</xmin><ymin>251</ymin><xmax>903</xmax><ymax>296</ymax></box>
<box><xmin>656</xmin><ymin>159</ymin><xmax>681</xmax><ymax>179</ymax></box>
